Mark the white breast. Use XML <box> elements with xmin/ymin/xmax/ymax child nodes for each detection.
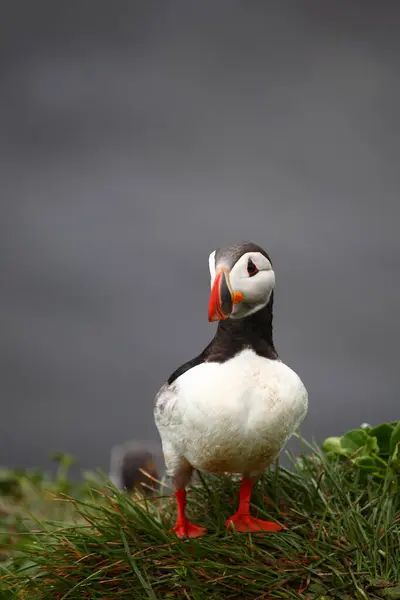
<box><xmin>155</xmin><ymin>349</ymin><xmax>308</xmax><ymax>477</ymax></box>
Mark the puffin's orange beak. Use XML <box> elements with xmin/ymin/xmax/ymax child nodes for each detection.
<box><xmin>208</xmin><ymin>270</ymin><xmax>232</xmax><ymax>322</ymax></box>
<box><xmin>208</xmin><ymin>269</ymin><xmax>245</xmax><ymax>323</ymax></box>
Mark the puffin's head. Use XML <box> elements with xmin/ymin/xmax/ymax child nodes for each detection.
<box><xmin>208</xmin><ymin>241</ymin><xmax>275</xmax><ymax>322</ymax></box>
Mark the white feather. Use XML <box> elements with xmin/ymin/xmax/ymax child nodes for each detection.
<box><xmin>154</xmin><ymin>348</ymin><xmax>308</xmax><ymax>478</ymax></box>
<box><xmin>208</xmin><ymin>250</ymin><xmax>216</xmax><ymax>288</ymax></box>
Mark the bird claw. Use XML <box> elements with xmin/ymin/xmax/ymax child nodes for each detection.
<box><xmin>172</xmin><ymin>520</ymin><xmax>207</xmax><ymax>539</ymax></box>
<box><xmin>225</xmin><ymin>513</ymin><xmax>282</xmax><ymax>533</ymax></box>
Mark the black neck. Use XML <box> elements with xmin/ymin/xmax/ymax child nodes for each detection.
<box><xmin>206</xmin><ymin>292</ymin><xmax>278</xmax><ymax>362</ymax></box>
<box><xmin>167</xmin><ymin>293</ymin><xmax>277</xmax><ymax>385</ymax></box>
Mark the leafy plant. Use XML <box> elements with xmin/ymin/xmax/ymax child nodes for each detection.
<box><xmin>1</xmin><ymin>434</ymin><xmax>400</xmax><ymax>598</ymax></box>
<box><xmin>1</xmin><ymin>438</ymin><xmax>400</xmax><ymax>599</ymax></box>
<box><xmin>322</xmin><ymin>421</ymin><xmax>400</xmax><ymax>481</ymax></box>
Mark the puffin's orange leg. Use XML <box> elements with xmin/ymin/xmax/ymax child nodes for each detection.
<box><xmin>172</xmin><ymin>489</ymin><xmax>207</xmax><ymax>539</ymax></box>
<box><xmin>225</xmin><ymin>478</ymin><xmax>282</xmax><ymax>533</ymax></box>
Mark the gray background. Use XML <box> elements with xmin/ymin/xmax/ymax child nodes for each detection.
<box><xmin>1</xmin><ymin>1</ymin><xmax>399</xmax><ymax>474</ymax></box>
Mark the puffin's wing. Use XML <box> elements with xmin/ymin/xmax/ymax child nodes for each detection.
<box><xmin>154</xmin><ymin>350</ymin><xmax>211</xmax><ymax>476</ymax></box>
<box><xmin>154</xmin><ymin>347</ymin><xmax>210</xmax><ymax>427</ymax></box>
<box><xmin>154</xmin><ymin>382</ymin><xmax>181</xmax><ymax>430</ymax></box>
<box><xmin>154</xmin><ymin>382</ymin><xmax>191</xmax><ymax>476</ymax></box>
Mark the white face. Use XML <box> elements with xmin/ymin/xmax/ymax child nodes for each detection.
<box><xmin>208</xmin><ymin>250</ymin><xmax>275</xmax><ymax>319</ymax></box>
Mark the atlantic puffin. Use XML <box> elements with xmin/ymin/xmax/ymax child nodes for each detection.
<box><xmin>109</xmin><ymin>441</ymin><xmax>160</xmax><ymax>496</ymax></box>
<box><xmin>154</xmin><ymin>242</ymin><xmax>308</xmax><ymax>538</ymax></box>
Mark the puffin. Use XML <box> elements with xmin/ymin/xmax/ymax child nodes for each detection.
<box><xmin>109</xmin><ymin>440</ymin><xmax>160</xmax><ymax>496</ymax></box>
<box><xmin>154</xmin><ymin>242</ymin><xmax>308</xmax><ymax>538</ymax></box>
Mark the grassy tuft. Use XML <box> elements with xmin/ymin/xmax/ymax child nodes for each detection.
<box><xmin>1</xmin><ymin>438</ymin><xmax>399</xmax><ymax>599</ymax></box>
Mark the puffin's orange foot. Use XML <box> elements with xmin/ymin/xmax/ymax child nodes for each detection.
<box><xmin>172</xmin><ymin>520</ymin><xmax>207</xmax><ymax>539</ymax></box>
<box><xmin>225</xmin><ymin>513</ymin><xmax>282</xmax><ymax>533</ymax></box>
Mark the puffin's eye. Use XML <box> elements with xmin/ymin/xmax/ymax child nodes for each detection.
<box><xmin>247</xmin><ymin>258</ymin><xmax>258</xmax><ymax>277</ymax></box>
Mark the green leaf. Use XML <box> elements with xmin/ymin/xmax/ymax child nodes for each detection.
<box><xmin>340</xmin><ymin>429</ymin><xmax>369</xmax><ymax>454</ymax></box>
<box><xmin>353</xmin><ymin>456</ymin><xmax>377</xmax><ymax>471</ymax></box>
<box><xmin>389</xmin><ymin>442</ymin><xmax>400</xmax><ymax>471</ymax></box>
<box><xmin>322</xmin><ymin>437</ymin><xmax>343</xmax><ymax>454</ymax></box>
<box><xmin>369</xmin><ymin>424</ymin><xmax>394</xmax><ymax>455</ymax></box>
<box><xmin>392</xmin><ymin>443</ymin><xmax>399</xmax><ymax>460</ymax></box>
<box><xmin>390</xmin><ymin>422</ymin><xmax>400</xmax><ymax>455</ymax></box>
<box><xmin>365</xmin><ymin>436</ymin><xmax>379</xmax><ymax>453</ymax></box>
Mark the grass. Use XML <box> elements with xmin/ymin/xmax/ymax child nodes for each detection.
<box><xmin>1</xmin><ymin>436</ymin><xmax>400</xmax><ymax>600</ymax></box>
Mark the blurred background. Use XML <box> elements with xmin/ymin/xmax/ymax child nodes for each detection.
<box><xmin>1</xmin><ymin>1</ymin><xmax>399</xmax><ymax>476</ymax></box>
